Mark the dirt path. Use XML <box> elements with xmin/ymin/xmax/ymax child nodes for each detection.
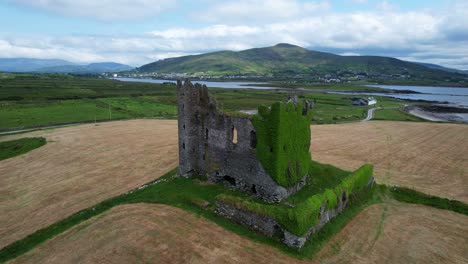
<box><xmin>310</xmin><ymin>121</ymin><xmax>468</xmax><ymax>202</ymax></box>
<box><xmin>362</xmin><ymin>107</ymin><xmax>381</xmax><ymax>121</ymax></box>
<box><xmin>0</xmin><ymin>120</ymin><xmax>178</xmax><ymax>249</ymax></box>
<box><xmin>10</xmin><ymin>203</ymin><xmax>468</xmax><ymax>264</ymax></box>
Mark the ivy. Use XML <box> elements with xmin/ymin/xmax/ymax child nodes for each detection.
<box><xmin>251</xmin><ymin>102</ymin><xmax>313</xmax><ymax>187</ymax></box>
<box><xmin>217</xmin><ymin>164</ymin><xmax>374</xmax><ymax>236</ymax></box>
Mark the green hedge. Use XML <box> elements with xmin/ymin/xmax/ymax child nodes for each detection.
<box><xmin>217</xmin><ymin>164</ymin><xmax>373</xmax><ymax>236</ymax></box>
<box><xmin>251</xmin><ymin>102</ymin><xmax>313</xmax><ymax>187</ymax></box>
<box><xmin>390</xmin><ymin>186</ymin><xmax>468</xmax><ymax>215</ymax></box>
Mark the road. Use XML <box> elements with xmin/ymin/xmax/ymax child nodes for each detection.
<box><xmin>362</xmin><ymin>107</ymin><xmax>381</xmax><ymax>122</ymax></box>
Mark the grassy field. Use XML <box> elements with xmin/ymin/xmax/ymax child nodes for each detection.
<box><xmin>0</xmin><ymin>74</ymin><xmax>176</xmax><ymax>101</ymax></box>
<box><xmin>0</xmin><ymin>137</ymin><xmax>46</xmax><ymax>160</ymax></box>
<box><xmin>0</xmin><ymin>74</ymin><xmax>179</xmax><ymax>130</ymax></box>
<box><xmin>0</xmin><ymin>100</ymin><xmax>129</xmax><ymax>129</ymax></box>
<box><xmin>99</xmin><ymin>97</ymin><xmax>177</xmax><ymax>118</ymax></box>
<box><xmin>373</xmin><ymin>108</ymin><xmax>426</xmax><ymax>122</ymax></box>
<box><xmin>0</xmin><ymin>74</ymin><xmax>415</xmax><ymax>130</ymax></box>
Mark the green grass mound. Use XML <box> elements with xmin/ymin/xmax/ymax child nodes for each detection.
<box><xmin>0</xmin><ymin>137</ymin><xmax>46</xmax><ymax>161</ymax></box>
<box><xmin>217</xmin><ymin>163</ymin><xmax>373</xmax><ymax>236</ymax></box>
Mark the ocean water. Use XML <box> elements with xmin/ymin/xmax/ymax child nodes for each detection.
<box><xmin>115</xmin><ymin>78</ymin><xmax>468</xmax><ymax>107</ymax></box>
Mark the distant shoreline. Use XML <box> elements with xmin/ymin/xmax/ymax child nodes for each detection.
<box><xmin>405</xmin><ymin>106</ymin><xmax>468</xmax><ymax>123</ymax></box>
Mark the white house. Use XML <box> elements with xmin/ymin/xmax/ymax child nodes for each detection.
<box><xmin>353</xmin><ymin>97</ymin><xmax>377</xmax><ymax>106</ymax></box>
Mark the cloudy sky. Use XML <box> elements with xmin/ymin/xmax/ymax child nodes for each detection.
<box><xmin>1</xmin><ymin>0</ymin><xmax>467</xmax><ymax>69</ymax></box>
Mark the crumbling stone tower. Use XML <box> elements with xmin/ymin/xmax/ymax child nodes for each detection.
<box><xmin>177</xmin><ymin>80</ymin><xmax>312</xmax><ymax>202</ymax></box>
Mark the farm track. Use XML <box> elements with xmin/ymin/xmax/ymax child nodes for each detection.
<box><xmin>10</xmin><ymin>202</ymin><xmax>468</xmax><ymax>264</ymax></box>
<box><xmin>361</xmin><ymin>107</ymin><xmax>381</xmax><ymax>121</ymax></box>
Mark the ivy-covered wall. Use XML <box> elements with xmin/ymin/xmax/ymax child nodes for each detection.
<box><xmin>251</xmin><ymin>102</ymin><xmax>313</xmax><ymax>187</ymax></box>
<box><xmin>217</xmin><ymin>164</ymin><xmax>374</xmax><ymax>236</ymax></box>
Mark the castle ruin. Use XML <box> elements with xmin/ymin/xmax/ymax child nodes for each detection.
<box><xmin>177</xmin><ymin>79</ymin><xmax>312</xmax><ymax>202</ymax></box>
<box><xmin>177</xmin><ymin>79</ymin><xmax>374</xmax><ymax>248</ymax></box>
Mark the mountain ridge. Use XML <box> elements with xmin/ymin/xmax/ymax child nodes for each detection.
<box><xmin>0</xmin><ymin>58</ymin><xmax>133</xmax><ymax>73</ymax></box>
<box><xmin>136</xmin><ymin>44</ymin><xmax>467</xmax><ymax>83</ymax></box>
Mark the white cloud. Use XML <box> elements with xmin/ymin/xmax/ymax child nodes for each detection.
<box><xmin>198</xmin><ymin>0</ymin><xmax>331</xmax><ymax>23</ymax></box>
<box><xmin>148</xmin><ymin>11</ymin><xmax>443</xmax><ymax>51</ymax></box>
<box><xmin>0</xmin><ymin>39</ymin><xmax>105</xmax><ymax>63</ymax></box>
<box><xmin>8</xmin><ymin>0</ymin><xmax>175</xmax><ymax>20</ymax></box>
<box><xmin>1</xmin><ymin>1</ymin><xmax>468</xmax><ymax>69</ymax></box>
<box><xmin>150</xmin><ymin>25</ymin><xmax>262</xmax><ymax>39</ymax></box>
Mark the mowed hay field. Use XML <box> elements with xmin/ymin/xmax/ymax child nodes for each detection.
<box><xmin>2</xmin><ymin>119</ymin><xmax>467</xmax><ymax>261</ymax></box>
<box><xmin>10</xmin><ymin>203</ymin><xmax>468</xmax><ymax>264</ymax></box>
<box><xmin>311</xmin><ymin>121</ymin><xmax>468</xmax><ymax>203</ymax></box>
<box><xmin>0</xmin><ymin>120</ymin><xmax>178</xmax><ymax>249</ymax></box>
<box><xmin>315</xmin><ymin>202</ymin><xmax>468</xmax><ymax>264</ymax></box>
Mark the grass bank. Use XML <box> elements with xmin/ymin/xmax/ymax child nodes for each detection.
<box><xmin>0</xmin><ymin>137</ymin><xmax>46</xmax><ymax>161</ymax></box>
<box><xmin>1</xmin><ymin>163</ymin><xmax>466</xmax><ymax>262</ymax></box>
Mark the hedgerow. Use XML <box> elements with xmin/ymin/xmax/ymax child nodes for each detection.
<box><xmin>251</xmin><ymin>102</ymin><xmax>313</xmax><ymax>187</ymax></box>
<box><xmin>217</xmin><ymin>164</ymin><xmax>373</xmax><ymax>236</ymax></box>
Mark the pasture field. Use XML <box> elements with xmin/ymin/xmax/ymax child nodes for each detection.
<box><xmin>0</xmin><ymin>74</ymin><xmax>413</xmax><ymax>131</ymax></box>
<box><xmin>0</xmin><ymin>100</ymin><xmax>131</xmax><ymax>130</ymax></box>
<box><xmin>0</xmin><ymin>74</ymin><xmax>176</xmax><ymax>101</ymax></box>
<box><xmin>373</xmin><ymin>108</ymin><xmax>426</xmax><ymax>122</ymax></box>
<box><xmin>9</xmin><ymin>202</ymin><xmax>468</xmax><ymax>264</ymax></box>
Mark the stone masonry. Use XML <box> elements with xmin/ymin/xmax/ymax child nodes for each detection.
<box><xmin>177</xmin><ymin>79</ymin><xmax>309</xmax><ymax>203</ymax></box>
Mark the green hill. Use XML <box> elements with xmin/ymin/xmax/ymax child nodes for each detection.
<box><xmin>136</xmin><ymin>43</ymin><xmax>466</xmax><ymax>83</ymax></box>
<box><xmin>34</xmin><ymin>62</ymin><xmax>133</xmax><ymax>74</ymax></box>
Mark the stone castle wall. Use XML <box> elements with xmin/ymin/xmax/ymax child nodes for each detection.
<box><xmin>215</xmin><ymin>176</ymin><xmax>374</xmax><ymax>249</ymax></box>
<box><xmin>177</xmin><ymin>80</ymin><xmax>306</xmax><ymax>202</ymax></box>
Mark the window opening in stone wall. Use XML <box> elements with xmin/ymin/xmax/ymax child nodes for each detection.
<box><xmin>251</xmin><ymin>184</ymin><xmax>257</xmax><ymax>194</ymax></box>
<box><xmin>250</xmin><ymin>130</ymin><xmax>257</xmax><ymax>148</ymax></box>
<box><xmin>223</xmin><ymin>175</ymin><xmax>236</xmax><ymax>186</ymax></box>
<box><xmin>182</xmin><ymin>143</ymin><xmax>185</xmax><ymax>149</ymax></box>
<box><xmin>206</xmin><ymin>128</ymin><xmax>209</xmax><ymax>140</ymax></box>
<box><xmin>232</xmin><ymin>127</ymin><xmax>238</xmax><ymax>144</ymax></box>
